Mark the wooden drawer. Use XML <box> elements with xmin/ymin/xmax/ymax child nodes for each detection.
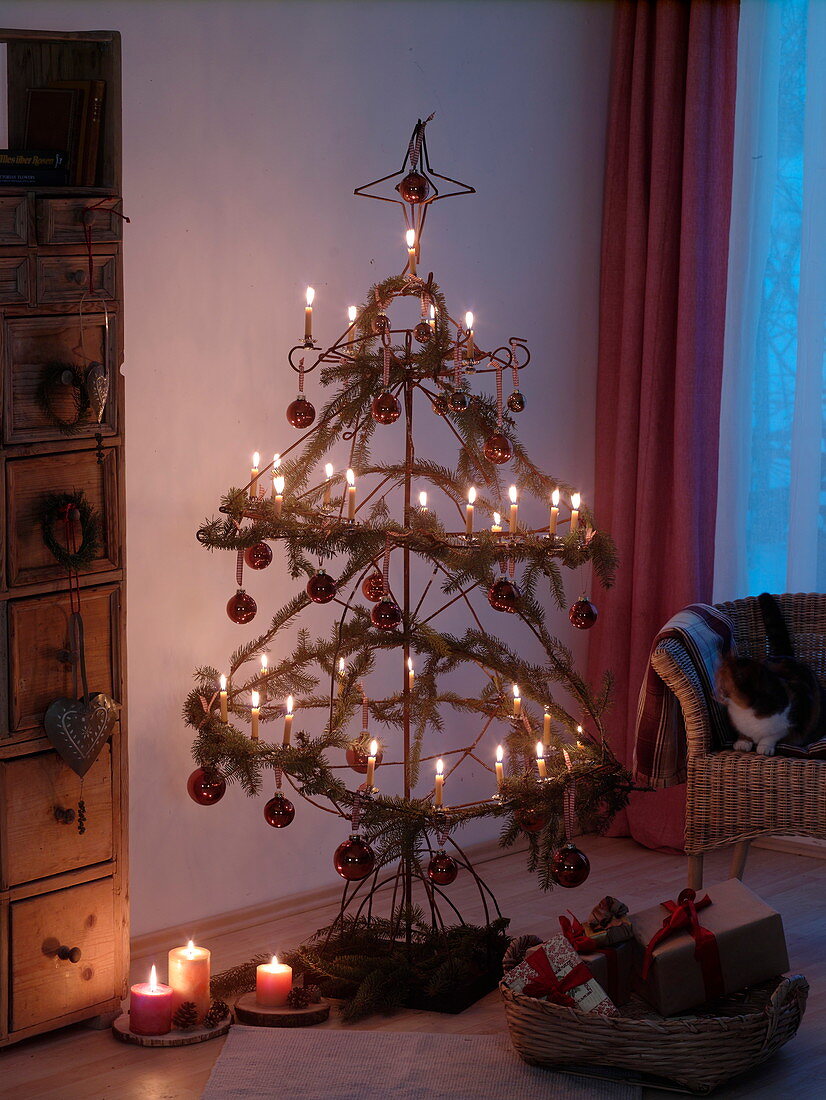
<box><xmin>10</xmin><ymin>877</ymin><xmax>116</xmax><ymax>1032</ymax></box>
<box><xmin>0</xmin><ymin>747</ymin><xmax>114</xmax><ymax>887</ymax></box>
<box><xmin>0</xmin><ymin>256</ymin><xmax>29</xmax><ymax>304</ymax></box>
<box><xmin>36</xmin><ymin>198</ymin><xmax>123</xmax><ymax>245</ymax></box>
<box><xmin>5</xmin><ymin>448</ymin><xmax>119</xmax><ymax>587</ymax></box>
<box><xmin>2</xmin><ymin>313</ymin><xmax>118</xmax><ymax>444</ymax></box>
<box><xmin>0</xmin><ymin>195</ymin><xmax>28</xmax><ymax>245</ymax></box>
<box><xmin>35</xmin><ymin>253</ymin><xmax>118</xmax><ymax>305</ymax></box>
<box><xmin>6</xmin><ymin>585</ymin><xmax>120</xmax><ymax>736</ymax></box>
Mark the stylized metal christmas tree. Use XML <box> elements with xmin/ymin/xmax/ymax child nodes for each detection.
<box><xmin>184</xmin><ymin>119</ymin><xmax>630</xmax><ymax>1017</ymax></box>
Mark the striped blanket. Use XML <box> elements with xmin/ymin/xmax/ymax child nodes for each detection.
<box><xmin>633</xmin><ymin>605</ymin><xmax>735</xmax><ymax>788</ymax></box>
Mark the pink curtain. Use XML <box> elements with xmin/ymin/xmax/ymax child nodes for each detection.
<box><xmin>588</xmin><ymin>0</ymin><xmax>739</xmax><ymax>851</ymax></box>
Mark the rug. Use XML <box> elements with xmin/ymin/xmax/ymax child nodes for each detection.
<box><xmin>202</xmin><ymin>1026</ymin><xmax>641</xmax><ymax>1099</ymax></box>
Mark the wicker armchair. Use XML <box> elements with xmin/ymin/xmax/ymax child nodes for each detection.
<box><xmin>651</xmin><ymin>592</ymin><xmax>826</xmax><ymax>888</ymax></box>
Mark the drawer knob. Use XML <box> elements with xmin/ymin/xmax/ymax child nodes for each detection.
<box><xmin>54</xmin><ymin>805</ymin><xmax>76</xmax><ymax>825</ymax></box>
<box><xmin>66</xmin><ymin>269</ymin><xmax>88</xmax><ymax>285</ymax></box>
<box><xmin>57</xmin><ymin>945</ymin><xmax>82</xmax><ymax>964</ymax></box>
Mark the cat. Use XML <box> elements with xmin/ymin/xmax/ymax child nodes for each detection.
<box><xmin>715</xmin><ymin>593</ymin><xmax>826</xmax><ymax>756</ymax></box>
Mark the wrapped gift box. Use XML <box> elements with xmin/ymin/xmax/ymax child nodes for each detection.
<box><xmin>582</xmin><ymin>895</ymin><xmax>633</xmax><ymax>947</ymax></box>
<box><xmin>503</xmin><ymin>933</ymin><xmax>617</xmax><ymax>1017</ymax></box>
<box><xmin>580</xmin><ymin>941</ymin><xmax>633</xmax><ymax>1006</ymax></box>
<box><xmin>631</xmin><ymin>879</ymin><xmax>789</xmax><ymax>1016</ymax></box>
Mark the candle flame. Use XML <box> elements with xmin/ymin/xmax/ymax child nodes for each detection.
<box><xmin>496</xmin><ymin>744</ymin><xmax>504</xmax><ymax>763</ymax></box>
<box><xmin>552</xmin><ymin>488</ymin><xmax>560</xmax><ymax>507</ymax></box>
<box><xmin>436</xmin><ymin>758</ymin><xmax>444</xmax><ymax>777</ymax></box>
<box><xmin>149</xmin><ymin>964</ymin><xmax>158</xmax><ymax>991</ymax></box>
<box><xmin>407</xmin><ymin>657</ymin><xmax>413</xmax><ymax>672</ymax></box>
<box><xmin>468</xmin><ymin>487</ymin><xmax>476</xmax><ymax>505</ymax></box>
<box><xmin>219</xmin><ymin>674</ymin><xmax>227</xmax><ymax>691</ymax></box>
<box><xmin>464</xmin><ymin>311</ymin><xmax>474</xmax><ymax>331</ymax></box>
<box><xmin>325</xmin><ymin>462</ymin><xmax>334</xmax><ymax>478</ymax></box>
<box><xmin>369</xmin><ymin>739</ymin><xmax>379</xmax><ymax>757</ymax></box>
<box><xmin>536</xmin><ymin>741</ymin><xmax>545</xmax><ymax>760</ymax></box>
<box><xmin>509</xmin><ymin>485</ymin><xmax>518</xmax><ymax>504</ymax></box>
<box><xmin>338</xmin><ymin>657</ymin><xmax>345</xmax><ymax>674</ymax></box>
<box><xmin>418</xmin><ymin>491</ymin><xmax>427</xmax><ymax>508</ymax></box>
<box><xmin>571</xmin><ymin>492</ymin><xmax>581</xmax><ymax>509</ymax></box>
<box><xmin>251</xmin><ymin>690</ymin><xmax>260</xmax><ymax>708</ymax></box>
<box><xmin>252</xmin><ymin>452</ymin><xmax>260</xmax><ymax>469</ymax></box>
<box><xmin>187</xmin><ymin>939</ymin><xmax>196</xmax><ymax>957</ymax></box>
<box><xmin>576</xmin><ymin>725</ymin><xmax>583</xmax><ymax>734</ymax></box>
<box><xmin>429</xmin><ymin>304</ymin><xmax>436</xmax><ymax>320</ymax></box>
<box><xmin>493</xmin><ymin>512</ymin><xmax>501</xmax><ymax>526</ymax></box>
<box><xmin>346</xmin><ymin>468</ymin><xmax>355</xmax><ymax>487</ymax></box>
<box><xmin>261</xmin><ymin>654</ymin><xmax>268</xmax><ymax>671</ymax></box>
<box><xmin>513</xmin><ymin>684</ymin><xmax>521</xmax><ymax>700</ymax></box>
<box><xmin>305</xmin><ymin>287</ymin><xmax>315</xmax><ymax>307</ymax></box>
<box><xmin>287</xmin><ymin>695</ymin><xmax>294</xmax><ymax>715</ymax></box>
<box><xmin>405</xmin><ymin>228</ymin><xmax>416</xmax><ymax>249</ymax></box>
<box><xmin>271</xmin><ymin>955</ymin><xmax>278</xmax><ymax>966</ymax></box>
<box><xmin>348</xmin><ymin>305</ymin><xmax>357</xmax><ymax>323</ymax></box>
<box><xmin>545</xmin><ymin>705</ymin><xmax>550</xmax><ymax>715</ymax></box>
<box><xmin>274</xmin><ymin>475</ymin><xmax>285</xmax><ymax>494</ymax></box>
<box><xmin>273</xmin><ymin>453</ymin><xmax>280</xmax><ymax>470</ymax></box>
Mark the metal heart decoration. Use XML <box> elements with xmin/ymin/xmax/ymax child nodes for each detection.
<box><xmin>85</xmin><ymin>361</ymin><xmax>109</xmax><ymax>424</ymax></box>
<box><xmin>44</xmin><ymin>693</ymin><xmax>117</xmax><ymax>777</ymax></box>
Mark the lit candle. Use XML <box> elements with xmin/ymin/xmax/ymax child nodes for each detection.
<box><xmin>536</xmin><ymin>741</ymin><xmax>548</xmax><ymax>779</ymax></box>
<box><xmin>304</xmin><ymin>286</ymin><xmax>315</xmax><ymax>341</ymax></box>
<box><xmin>434</xmin><ymin>758</ymin><xmax>444</xmax><ymax>807</ymax></box>
<box><xmin>219</xmin><ymin>674</ymin><xmax>228</xmax><ymax>723</ymax></box>
<box><xmin>418</xmin><ymin>490</ymin><xmax>427</xmax><ymax>511</ymax></box>
<box><xmin>251</xmin><ymin>690</ymin><xmax>260</xmax><ymax>742</ymax></box>
<box><xmin>550</xmin><ymin>488</ymin><xmax>560</xmax><ymax>536</ymax></box>
<box><xmin>168</xmin><ymin>941</ymin><xmax>211</xmax><ymax>1022</ymax></box>
<box><xmin>283</xmin><ymin>695</ymin><xmax>294</xmax><ymax>746</ymax></box>
<box><xmin>250</xmin><ymin>452</ymin><xmax>260</xmax><ymax>499</ymax></box>
<box><xmin>513</xmin><ymin>684</ymin><xmax>521</xmax><ymax>717</ymax></box>
<box><xmin>256</xmin><ymin>956</ymin><xmax>293</xmax><ymax>1008</ymax></box>
<box><xmin>273</xmin><ymin>473</ymin><xmax>285</xmax><ymax>518</ymax></box>
<box><xmin>323</xmin><ymin>462</ymin><xmax>334</xmax><ymax>507</ymax></box>
<box><xmin>464</xmin><ymin>311</ymin><xmax>475</xmax><ymax>360</ymax></box>
<box><xmin>347</xmin><ymin>304</ymin><xmax>357</xmax><ymax>335</ymax></box>
<box><xmin>365</xmin><ymin>738</ymin><xmax>379</xmax><ymax>788</ymax></box>
<box><xmin>509</xmin><ymin>485</ymin><xmax>518</xmax><ymax>533</ymax></box>
<box><xmin>130</xmin><ymin>964</ymin><xmax>173</xmax><ymax>1036</ymax></box>
<box><xmin>543</xmin><ymin>707</ymin><xmax>552</xmax><ymax>747</ymax></box>
<box><xmin>429</xmin><ymin>304</ymin><xmax>436</xmax><ymax>331</ymax></box>
<box><xmin>346</xmin><ymin>468</ymin><xmax>356</xmax><ymax>520</ymax></box>
<box><xmin>270</xmin><ymin>454</ymin><xmax>281</xmax><ymax>501</ymax></box>
<box><xmin>406</xmin><ymin>228</ymin><xmax>417</xmax><ymax>276</ymax></box>
<box><xmin>466</xmin><ymin>487</ymin><xmax>476</xmax><ymax>536</ymax></box>
<box><xmin>407</xmin><ymin>656</ymin><xmax>414</xmax><ymax>693</ymax></box>
<box><xmin>338</xmin><ymin>657</ymin><xmax>345</xmax><ymax>698</ymax></box>
<box><xmin>491</xmin><ymin>511</ymin><xmax>502</xmax><ymax>534</ymax></box>
<box><xmin>570</xmin><ymin>492</ymin><xmax>581</xmax><ymax>533</ymax></box>
<box><xmin>495</xmin><ymin>744</ymin><xmax>504</xmax><ymax>790</ymax></box>
<box><xmin>260</xmin><ymin>654</ymin><xmax>268</xmax><ymax>702</ymax></box>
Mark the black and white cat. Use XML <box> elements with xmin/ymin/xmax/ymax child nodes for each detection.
<box><xmin>716</xmin><ymin>593</ymin><xmax>826</xmax><ymax>756</ymax></box>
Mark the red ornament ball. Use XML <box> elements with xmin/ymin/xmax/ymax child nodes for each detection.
<box><xmin>306</xmin><ymin>569</ymin><xmax>337</xmax><ymax>604</ymax></box>
<box><xmin>427</xmin><ymin>850</ymin><xmax>458</xmax><ymax>886</ymax></box>
<box><xmin>374</xmin><ymin>311</ymin><xmax>390</xmax><ymax>335</ymax></box>
<box><xmin>432</xmin><ymin>393</ymin><xmax>449</xmax><ymax>417</ymax></box>
<box><xmin>397</xmin><ymin>170</ymin><xmax>430</xmax><ymax>204</ymax></box>
<box><xmin>371</xmin><ymin>597</ymin><xmax>403</xmax><ymax>631</ymax></box>
<box><xmin>333</xmin><ymin>835</ymin><xmax>376</xmax><ymax>881</ymax></box>
<box><xmin>187</xmin><ymin>768</ymin><xmax>226</xmax><ymax>806</ymax></box>
<box><xmin>244</xmin><ymin>542</ymin><xmax>272</xmax><ymax>570</ymax></box>
<box><xmin>286</xmin><ymin>395</ymin><xmax>316</xmax><ymax>429</ymax></box>
<box><xmin>550</xmin><ymin>843</ymin><xmax>591</xmax><ymax>888</ymax></box>
<box><xmin>414</xmin><ymin>320</ymin><xmax>432</xmax><ymax>343</ymax></box>
<box><xmin>362</xmin><ymin>572</ymin><xmax>385</xmax><ymax>602</ymax></box>
<box><xmin>488</xmin><ymin>578</ymin><xmax>521</xmax><ymax>614</ymax></box>
<box><xmin>263</xmin><ymin>792</ymin><xmax>295</xmax><ymax>828</ymax></box>
<box><xmin>345</xmin><ymin>740</ymin><xmax>384</xmax><ymax>774</ymax></box>
<box><xmin>447</xmin><ymin>389</ymin><xmax>470</xmax><ymax>413</ymax></box>
<box><xmin>514</xmin><ymin>807</ymin><xmax>550</xmax><ymax>835</ymax></box>
<box><xmin>507</xmin><ymin>390</ymin><xmax>526</xmax><ymax>413</ymax></box>
<box><xmin>483</xmin><ymin>433</ymin><xmax>513</xmax><ymax>464</ymax></box>
<box><xmin>227</xmin><ymin>588</ymin><xmax>257</xmax><ymax>624</ymax></box>
<box><xmin>569</xmin><ymin>598</ymin><xmax>598</xmax><ymax>629</ymax></box>
<box><xmin>371</xmin><ymin>390</ymin><xmax>401</xmax><ymax>425</ymax></box>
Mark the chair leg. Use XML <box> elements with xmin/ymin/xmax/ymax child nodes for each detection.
<box><xmin>729</xmin><ymin>840</ymin><xmax>751</xmax><ymax>881</ymax></box>
<box><xmin>687</xmin><ymin>854</ymin><xmax>704</xmax><ymax>890</ymax></box>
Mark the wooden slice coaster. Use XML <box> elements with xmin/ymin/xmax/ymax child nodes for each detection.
<box><xmin>234</xmin><ymin>991</ymin><xmax>331</xmax><ymax>1027</ymax></box>
<box><xmin>112</xmin><ymin>1012</ymin><xmax>231</xmax><ymax>1046</ymax></box>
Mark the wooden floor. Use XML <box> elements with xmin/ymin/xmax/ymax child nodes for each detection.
<box><xmin>1</xmin><ymin>836</ymin><xmax>823</xmax><ymax>1099</ymax></box>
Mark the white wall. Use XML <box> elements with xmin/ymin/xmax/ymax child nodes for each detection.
<box><xmin>2</xmin><ymin>0</ymin><xmax>614</xmax><ymax>935</ymax></box>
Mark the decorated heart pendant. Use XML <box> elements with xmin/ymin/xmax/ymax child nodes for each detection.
<box><xmin>85</xmin><ymin>361</ymin><xmax>109</xmax><ymax>424</ymax></box>
<box><xmin>44</xmin><ymin>692</ymin><xmax>117</xmax><ymax>777</ymax></box>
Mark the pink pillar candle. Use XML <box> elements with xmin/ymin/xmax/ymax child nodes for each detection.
<box><xmin>256</xmin><ymin>956</ymin><xmax>293</xmax><ymax>1007</ymax></box>
<box><xmin>168</xmin><ymin>940</ymin><xmax>211</xmax><ymax>1020</ymax></box>
<box><xmin>130</xmin><ymin>965</ymin><xmax>173</xmax><ymax>1035</ymax></box>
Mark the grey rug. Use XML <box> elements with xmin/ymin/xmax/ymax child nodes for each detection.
<box><xmin>202</xmin><ymin>1025</ymin><xmax>641</xmax><ymax>1099</ymax></box>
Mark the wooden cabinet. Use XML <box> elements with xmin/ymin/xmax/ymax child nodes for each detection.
<box><xmin>0</xmin><ymin>29</ymin><xmax>127</xmax><ymax>1049</ymax></box>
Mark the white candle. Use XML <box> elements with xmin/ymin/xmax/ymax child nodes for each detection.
<box><xmin>495</xmin><ymin>744</ymin><xmax>504</xmax><ymax>791</ymax></box>
<box><xmin>338</xmin><ymin>657</ymin><xmax>345</xmax><ymax>698</ymax></box>
<box><xmin>304</xmin><ymin>286</ymin><xmax>314</xmax><ymax>341</ymax></box>
<box><xmin>283</xmin><ymin>695</ymin><xmax>294</xmax><ymax>746</ymax></box>
<box><xmin>219</xmin><ymin>674</ymin><xmax>228</xmax><ymax>723</ymax></box>
<box><xmin>466</xmin><ymin>487</ymin><xmax>476</xmax><ymax>536</ymax></box>
<box><xmin>429</xmin><ymin>303</ymin><xmax>436</xmax><ymax>331</ymax></box>
<box><xmin>513</xmin><ymin>684</ymin><xmax>521</xmax><ymax>717</ymax></box>
<box><xmin>250</xmin><ymin>690</ymin><xmax>260</xmax><ymax>741</ymax></box>
<box><xmin>550</xmin><ymin>488</ymin><xmax>560</xmax><ymax>536</ymax></box>
<box><xmin>509</xmin><ymin>485</ymin><xmax>518</xmax><ymax>534</ymax></box>
<box><xmin>346</xmin><ymin>468</ymin><xmax>356</xmax><ymax>520</ymax></box>
<box><xmin>418</xmin><ymin>491</ymin><xmax>427</xmax><ymax>511</ymax></box>
<box><xmin>250</xmin><ymin>452</ymin><xmax>260</xmax><ymax>499</ymax></box>
<box><xmin>273</xmin><ymin>474</ymin><xmax>285</xmax><ymax>518</ymax></box>
<box><xmin>536</xmin><ymin>741</ymin><xmax>547</xmax><ymax>779</ymax></box>
<box><xmin>256</xmin><ymin>956</ymin><xmax>292</xmax><ymax>1007</ymax></box>
<box><xmin>464</xmin><ymin>311</ymin><xmax>475</xmax><ymax>360</ymax></box>
<box><xmin>543</xmin><ymin>707</ymin><xmax>552</xmax><ymax>747</ymax></box>
<box><xmin>434</xmin><ymin>758</ymin><xmax>444</xmax><ymax>807</ymax></box>
<box><xmin>406</xmin><ymin>228</ymin><xmax>417</xmax><ymax>276</ymax></box>
<box><xmin>407</xmin><ymin>656</ymin><xmax>414</xmax><ymax>693</ymax></box>
<box><xmin>270</xmin><ymin>454</ymin><xmax>281</xmax><ymax>501</ymax></box>
<box><xmin>323</xmin><ymin>462</ymin><xmax>334</xmax><ymax>507</ymax></box>
<box><xmin>570</xmin><ymin>492</ymin><xmax>581</xmax><ymax>533</ymax></box>
<box><xmin>130</xmin><ymin>964</ymin><xmax>173</xmax><ymax>1035</ymax></box>
<box><xmin>491</xmin><ymin>511</ymin><xmax>502</xmax><ymax>534</ymax></box>
<box><xmin>168</xmin><ymin>941</ymin><xmax>211</xmax><ymax>1022</ymax></box>
<box><xmin>365</xmin><ymin>738</ymin><xmax>378</xmax><ymax>788</ymax></box>
<box><xmin>347</xmin><ymin>304</ymin><xmax>357</xmax><ymax>338</ymax></box>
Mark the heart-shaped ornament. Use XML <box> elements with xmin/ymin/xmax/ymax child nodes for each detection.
<box><xmin>85</xmin><ymin>361</ymin><xmax>109</xmax><ymax>424</ymax></box>
<box><xmin>44</xmin><ymin>692</ymin><xmax>118</xmax><ymax>777</ymax></box>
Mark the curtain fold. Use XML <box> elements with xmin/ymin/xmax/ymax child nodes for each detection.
<box><xmin>588</xmin><ymin>0</ymin><xmax>740</xmax><ymax>851</ymax></box>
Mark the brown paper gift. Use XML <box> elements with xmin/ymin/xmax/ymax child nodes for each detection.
<box><xmin>581</xmin><ymin>941</ymin><xmax>633</xmax><ymax>1006</ymax></box>
<box><xmin>630</xmin><ymin>878</ymin><xmax>789</xmax><ymax>1016</ymax></box>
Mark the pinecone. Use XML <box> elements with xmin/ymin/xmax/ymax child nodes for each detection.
<box><xmin>203</xmin><ymin>999</ymin><xmax>230</xmax><ymax>1028</ymax></box>
<box><xmin>172</xmin><ymin>1000</ymin><xmax>200</xmax><ymax>1029</ymax></box>
<box><xmin>286</xmin><ymin>986</ymin><xmax>311</xmax><ymax>1009</ymax></box>
<box><xmin>304</xmin><ymin>984</ymin><xmax>322</xmax><ymax>1004</ymax></box>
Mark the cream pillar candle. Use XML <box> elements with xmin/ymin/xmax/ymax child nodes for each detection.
<box><xmin>543</xmin><ymin>708</ymin><xmax>552</xmax><ymax>747</ymax></box>
<box><xmin>406</xmin><ymin>229</ymin><xmax>417</xmax><ymax>276</ymax></box>
<box><xmin>346</xmin><ymin>468</ymin><xmax>356</xmax><ymax>520</ymax></box>
<box><xmin>536</xmin><ymin>741</ymin><xmax>548</xmax><ymax>779</ymax></box>
<box><xmin>508</xmin><ymin>485</ymin><xmax>518</xmax><ymax>533</ymax></box>
<box><xmin>130</xmin><ymin>964</ymin><xmax>173</xmax><ymax>1035</ymax></box>
<box><xmin>512</xmin><ymin>684</ymin><xmax>521</xmax><ymax>717</ymax></box>
<box><xmin>283</xmin><ymin>695</ymin><xmax>294</xmax><ymax>746</ymax></box>
<box><xmin>407</xmin><ymin>657</ymin><xmax>414</xmax><ymax>693</ymax></box>
<box><xmin>250</xmin><ymin>452</ymin><xmax>260</xmax><ymax>499</ymax></box>
<box><xmin>495</xmin><ymin>745</ymin><xmax>504</xmax><ymax>791</ymax></box>
<box><xmin>338</xmin><ymin>657</ymin><xmax>346</xmax><ymax>698</ymax></box>
<box><xmin>434</xmin><ymin>758</ymin><xmax>444</xmax><ymax>807</ymax></box>
<box><xmin>256</xmin><ymin>956</ymin><xmax>292</xmax><ymax>1007</ymax></box>
<box><xmin>365</xmin><ymin>739</ymin><xmax>378</xmax><ymax>788</ymax></box>
<box><xmin>250</xmin><ymin>691</ymin><xmax>260</xmax><ymax>741</ymax></box>
<box><xmin>466</xmin><ymin>487</ymin><xmax>476</xmax><ymax>536</ymax></box>
<box><xmin>323</xmin><ymin>462</ymin><xmax>334</xmax><ymax>507</ymax></box>
<box><xmin>570</xmin><ymin>492</ymin><xmax>581</xmax><ymax>533</ymax></box>
<box><xmin>304</xmin><ymin>287</ymin><xmax>314</xmax><ymax>340</ymax></box>
<box><xmin>549</xmin><ymin>488</ymin><xmax>560</xmax><ymax>536</ymax></box>
<box><xmin>464</xmin><ymin>312</ymin><xmax>475</xmax><ymax>360</ymax></box>
<box><xmin>429</xmin><ymin>303</ymin><xmax>436</xmax><ymax>331</ymax></box>
<box><xmin>219</xmin><ymin>674</ymin><xmax>228</xmax><ymax>723</ymax></box>
<box><xmin>273</xmin><ymin>474</ymin><xmax>285</xmax><ymax>518</ymax></box>
<box><xmin>168</xmin><ymin>942</ymin><xmax>211</xmax><ymax>1021</ymax></box>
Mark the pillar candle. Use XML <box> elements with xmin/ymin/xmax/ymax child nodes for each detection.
<box><xmin>338</xmin><ymin>657</ymin><xmax>345</xmax><ymax>698</ymax></box>
<box><xmin>270</xmin><ymin>454</ymin><xmax>280</xmax><ymax>500</ymax></box>
<box><xmin>324</xmin><ymin>463</ymin><xmax>334</xmax><ymax>507</ymax></box>
<box><xmin>250</xmin><ymin>691</ymin><xmax>260</xmax><ymax>742</ymax></box>
<box><xmin>219</xmin><ymin>674</ymin><xmax>228</xmax><ymax>723</ymax></box>
<box><xmin>508</xmin><ymin>486</ymin><xmax>518</xmax><ymax>533</ymax></box>
<box><xmin>570</xmin><ymin>492</ymin><xmax>580</xmax><ymax>533</ymax></box>
<box><xmin>256</xmin><ymin>956</ymin><xmax>293</xmax><ymax>1007</ymax></box>
<box><xmin>512</xmin><ymin>684</ymin><xmax>521</xmax><ymax>717</ymax></box>
<box><xmin>536</xmin><ymin>741</ymin><xmax>548</xmax><ymax>779</ymax></box>
<box><xmin>495</xmin><ymin>745</ymin><xmax>504</xmax><ymax>791</ymax></box>
<box><xmin>429</xmin><ymin>303</ymin><xmax>436</xmax><ymax>331</ymax></box>
<box><xmin>273</xmin><ymin>474</ymin><xmax>285</xmax><ymax>518</ymax></box>
<box><xmin>130</xmin><ymin>965</ymin><xmax>173</xmax><ymax>1035</ymax></box>
<box><xmin>283</xmin><ymin>696</ymin><xmax>294</xmax><ymax>746</ymax></box>
<box><xmin>167</xmin><ymin>942</ymin><xmax>211</xmax><ymax>1021</ymax></box>
<box><xmin>543</xmin><ymin>708</ymin><xmax>552</xmax><ymax>747</ymax></box>
<box><xmin>434</xmin><ymin>759</ymin><xmax>444</xmax><ymax>807</ymax></box>
<box><xmin>407</xmin><ymin>657</ymin><xmax>414</xmax><ymax>693</ymax></box>
<box><xmin>406</xmin><ymin>229</ymin><xmax>417</xmax><ymax>276</ymax></box>
<box><xmin>365</xmin><ymin>739</ymin><xmax>378</xmax><ymax>788</ymax></box>
<box><xmin>466</xmin><ymin>487</ymin><xmax>476</xmax><ymax>536</ymax></box>
<box><xmin>250</xmin><ymin>452</ymin><xmax>260</xmax><ymax>499</ymax></box>
<box><xmin>346</xmin><ymin>469</ymin><xmax>356</xmax><ymax>520</ymax></box>
<box><xmin>464</xmin><ymin>312</ymin><xmax>475</xmax><ymax>360</ymax></box>
<box><xmin>304</xmin><ymin>286</ymin><xmax>314</xmax><ymax>340</ymax></box>
<box><xmin>549</xmin><ymin>489</ymin><xmax>560</xmax><ymax>536</ymax></box>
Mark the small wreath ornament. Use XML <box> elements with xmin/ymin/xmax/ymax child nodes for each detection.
<box><xmin>40</xmin><ymin>491</ymin><xmax>101</xmax><ymax>571</ymax></box>
<box><xmin>36</xmin><ymin>361</ymin><xmax>91</xmax><ymax>434</ymax></box>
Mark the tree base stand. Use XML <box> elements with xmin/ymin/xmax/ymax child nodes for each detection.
<box><xmin>234</xmin><ymin>993</ymin><xmax>331</xmax><ymax>1027</ymax></box>
<box><xmin>111</xmin><ymin>1013</ymin><xmax>231</xmax><ymax>1046</ymax></box>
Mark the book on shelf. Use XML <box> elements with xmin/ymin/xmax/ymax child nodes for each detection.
<box><xmin>23</xmin><ymin>81</ymin><xmax>106</xmax><ymax>187</ymax></box>
<box><xmin>48</xmin><ymin>79</ymin><xmax>106</xmax><ymax>186</ymax></box>
<box><xmin>0</xmin><ymin>150</ymin><xmax>69</xmax><ymax>185</ymax></box>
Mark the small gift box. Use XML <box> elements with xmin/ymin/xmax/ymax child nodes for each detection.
<box><xmin>630</xmin><ymin>879</ymin><xmax>789</xmax><ymax>1016</ymax></box>
<box><xmin>558</xmin><ymin>913</ymin><xmax>633</xmax><ymax>1005</ymax></box>
<box><xmin>582</xmin><ymin>896</ymin><xmax>633</xmax><ymax>947</ymax></box>
<box><xmin>503</xmin><ymin>933</ymin><xmax>617</xmax><ymax>1017</ymax></box>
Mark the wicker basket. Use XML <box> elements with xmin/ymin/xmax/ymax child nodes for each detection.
<box><xmin>501</xmin><ymin>974</ymin><xmax>809</xmax><ymax>1094</ymax></box>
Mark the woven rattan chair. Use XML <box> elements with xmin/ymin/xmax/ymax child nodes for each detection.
<box><xmin>650</xmin><ymin>592</ymin><xmax>826</xmax><ymax>889</ymax></box>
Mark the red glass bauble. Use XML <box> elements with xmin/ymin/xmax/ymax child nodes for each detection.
<box><xmin>333</xmin><ymin>835</ymin><xmax>376</xmax><ymax>881</ymax></box>
<box><xmin>227</xmin><ymin>588</ymin><xmax>257</xmax><ymax>624</ymax></box>
<box><xmin>514</xmin><ymin>807</ymin><xmax>550</xmax><ymax>835</ymax></box>
<box><xmin>306</xmin><ymin>570</ymin><xmax>337</xmax><ymax>604</ymax></box>
<box><xmin>488</xmin><ymin>578</ymin><xmax>521</xmax><ymax>614</ymax></box>
<box><xmin>569</xmin><ymin>598</ymin><xmax>598</xmax><ymax>629</ymax></box>
<box><xmin>286</xmin><ymin>395</ymin><xmax>316</xmax><ymax>429</ymax></box>
<box><xmin>550</xmin><ymin>843</ymin><xmax>591</xmax><ymax>888</ymax></box>
<box><xmin>427</xmin><ymin>850</ymin><xmax>458</xmax><ymax>886</ymax></box>
<box><xmin>483</xmin><ymin>433</ymin><xmax>513</xmax><ymax>464</ymax></box>
<box><xmin>263</xmin><ymin>792</ymin><xmax>295</xmax><ymax>828</ymax></box>
<box><xmin>374</xmin><ymin>311</ymin><xmax>390</xmax><ymax>335</ymax></box>
<box><xmin>371</xmin><ymin>390</ymin><xmax>401</xmax><ymax>425</ymax></box>
<box><xmin>361</xmin><ymin>572</ymin><xmax>385</xmax><ymax>602</ymax></box>
<box><xmin>345</xmin><ymin>740</ymin><xmax>384</xmax><ymax>774</ymax></box>
<box><xmin>397</xmin><ymin>170</ymin><xmax>430</xmax><ymax>203</ymax></box>
<box><xmin>414</xmin><ymin>321</ymin><xmax>432</xmax><ymax>343</ymax></box>
<box><xmin>507</xmin><ymin>390</ymin><xmax>526</xmax><ymax>413</ymax></box>
<box><xmin>432</xmin><ymin>393</ymin><xmax>449</xmax><ymax>417</ymax></box>
<box><xmin>371</xmin><ymin>597</ymin><xmax>403</xmax><ymax>631</ymax></box>
<box><xmin>187</xmin><ymin>767</ymin><xmax>226</xmax><ymax>806</ymax></box>
<box><xmin>447</xmin><ymin>389</ymin><xmax>470</xmax><ymax>413</ymax></box>
<box><xmin>244</xmin><ymin>542</ymin><xmax>272</xmax><ymax>570</ymax></box>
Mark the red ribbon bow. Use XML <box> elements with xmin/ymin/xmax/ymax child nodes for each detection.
<box><xmin>559</xmin><ymin>913</ymin><xmax>618</xmax><ymax>996</ymax></box>
<box><xmin>520</xmin><ymin>946</ymin><xmax>594</xmax><ymax>1007</ymax></box>
<box><xmin>642</xmin><ymin>888</ymin><xmax>724</xmax><ymax>1000</ymax></box>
